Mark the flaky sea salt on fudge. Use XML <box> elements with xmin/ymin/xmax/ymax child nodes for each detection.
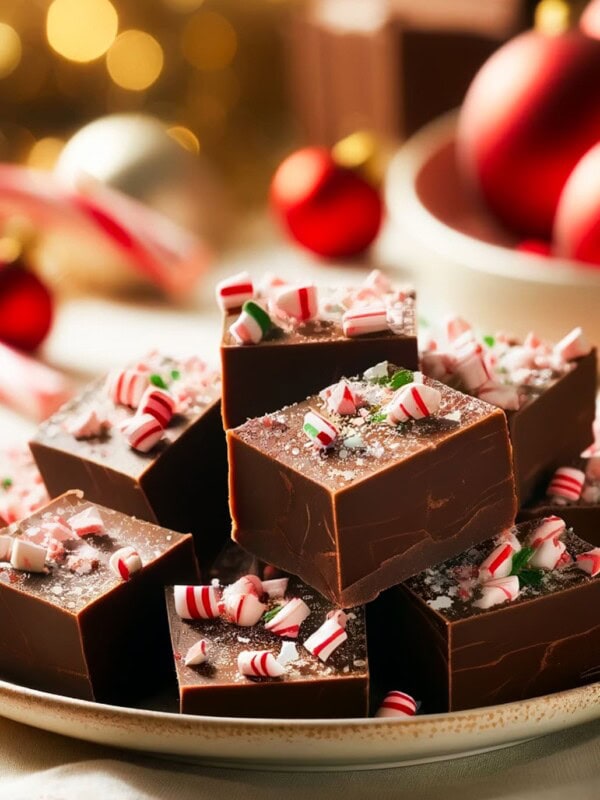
<box><xmin>218</xmin><ymin>269</ymin><xmax>419</xmax><ymax>428</ymax></box>
<box><xmin>228</xmin><ymin>362</ymin><xmax>517</xmax><ymax>606</ymax></box>
<box><xmin>370</xmin><ymin>517</ymin><xmax>600</xmax><ymax>712</ymax></box>
<box><xmin>165</xmin><ymin>571</ymin><xmax>368</xmax><ymax>718</ymax></box>
<box><xmin>30</xmin><ymin>352</ymin><xmax>228</xmax><ymax>566</ymax></box>
<box><xmin>421</xmin><ymin>319</ymin><xmax>597</xmax><ymax>503</ymax></box>
<box><xmin>0</xmin><ymin>491</ymin><xmax>199</xmax><ymax>702</ymax></box>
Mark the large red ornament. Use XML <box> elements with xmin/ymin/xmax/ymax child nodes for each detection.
<box><xmin>554</xmin><ymin>142</ymin><xmax>600</xmax><ymax>267</ymax></box>
<box><xmin>0</xmin><ymin>261</ymin><xmax>54</xmax><ymax>352</ymax></box>
<box><xmin>457</xmin><ymin>29</ymin><xmax>600</xmax><ymax>238</ymax></box>
<box><xmin>270</xmin><ymin>147</ymin><xmax>383</xmax><ymax>258</ymax></box>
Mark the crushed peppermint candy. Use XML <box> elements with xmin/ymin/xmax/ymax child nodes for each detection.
<box><xmin>304</xmin><ymin>617</ymin><xmax>348</xmax><ymax>662</ymax></box>
<box><xmin>109</xmin><ymin>546</ymin><xmax>142</xmax><ymax>581</ymax></box>
<box><xmin>375</xmin><ymin>690</ymin><xmax>418</xmax><ymax>719</ymax></box>
<box><xmin>238</xmin><ymin>650</ymin><xmax>286</xmax><ymax>679</ymax></box>
<box><xmin>67</xmin><ymin>506</ymin><xmax>105</xmax><ymax>537</ymax></box>
<box><xmin>184</xmin><ymin>639</ymin><xmax>210</xmax><ymax>666</ymax></box>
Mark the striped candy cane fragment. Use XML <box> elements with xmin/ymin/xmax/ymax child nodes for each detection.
<box><xmin>575</xmin><ymin>548</ymin><xmax>600</xmax><ymax>577</ymax></box>
<box><xmin>123</xmin><ymin>413</ymin><xmax>164</xmax><ymax>453</ymax></box>
<box><xmin>477</xmin><ymin>380</ymin><xmax>520</xmax><ymax>411</ymax></box>
<box><xmin>554</xmin><ymin>327</ymin><xmax>591</xmax><ymax>362</ymax></box>
<box><xmin>264</xmin><ymin>597</ymin><xmax>311</xmax><ymax>638</ymax></box>
<box><xmin>273</xmin><ymin>284</ymin><xmax>318</xmax><ymax>322</ymax></box>
<box><xmin>455</xmin><ymin>349</ymin><xmax>491</xmax><ymax>391</ymax></box>
<box><xmin>10</xmin><ymin>538</ymin><xmax>47</xmax><ymax>573</ymax></box>
<box><xmin>223</xmin><ymin>591</ymin><xmax>267</xmax><ymax>627</ymax></box>
<box><xmin>106</xmin><ymin>368</ymin><xmax>149</xmax><ymax>409</ymax></box>
<box><xmin>528</xmin><ymin>538</ymin><xmax>566</xmax><ymax>570</ymax></box>
<box><xmin>303</xmin><ymin>409</ymin><xmax>338</xmax><ymax>449</ymax></box>
<box><xmin>445</xmin><ymin>316</ymin><xmax>472</xmax><ymax>343</ymax></box>
<box><xmin>261</xmin><ymin>577</ymin><xmax>289</xmax><ymax>599</ymax></box>
<box><xmin>473</xmin><ymin>576</ymin><xmax>520</xmax><ymax>609</ymax></box>
<box><xmin>384</xmin><ymin>383</ymin><xmax>441</xmax><ymax>425</ymax></box>
<box><xmin>546</xmin><ymin>467</ymin><xmax>586</xmax><ymax>502</ymax></box>
<box><xmin>238</xmin><ymin>650</ymin><xmax>286</xmax><ymax>679</ymax></box>
<box><xmin>479</xmin><ymin>541</ymin><xmax>520</xmax><ymax>582</ymax></box>
<box><xmin>326</xmin><ymin>380</ymin><xmax>358</xmax><ymax>416</ymax></box>
<box><xmin>230</xmin><ymin>300</ymin><xmax>272</xmax><ymax>345</ymax></box>
<box><xmin>375</xmin><ymin>690</ymin><xmax>417</xmax><ymax>719</ymax></box>
<box><xmin>67</xmin><ymin>506</ymin><xmax>105</xmax><ymax>537</ymax></box>
<box><xmin>66</xmin><ymin>407</ymin><xmax>111</xmax><ymax>439</ymax></box>
<box><xmin>326</xmin><ymin>609</ymin><xmax>348</xmax><ymax>628</ymax></box>
<box><xmin>215</xmin><ymin>271</ymin><xmax>254</xmax><ymax>312</ymax></box>
<box><xmin>304</xmin><ymin>618</ymin><xmax>347</xmax><ymax>662</ymax></box>
<box><xmin>39</xmin><ymin>519</ymin><xmax>77</xmax><ymax>542</ymax></box>
<box><xmin>527</xmin><ymin>516</ymin><xmax>566</xmax><ymax>548</ymax></box>
<box><xmin>109</xmin><ymin>546</ymin><xmax>142</xmax><ymax>581</ymax></box>
<box><xmin>184</xmin><ymin>639</ymin><xmax>210</xmax><ymax>666</ymax></box>
<box><xmin>225</xmin><ymin>574</ymin><xmax>263</xmax><ymax>598</ymax></box>
<box><xmin>342</xmin><ymin>304</ymin><xmax>388</xmax><ymax>337</ymax></box>
<box><xmin>174</xmin><ymin>585</ymin><xmax>221</xmax><ymax>619</ymax></box>
<box><xmin>139</xmin><ymin>385</ymin><xmax>176</xmax><ymax>427</ymax></box>
<box><xmin>0</xmin><ymin>535</ymin><xmax>12</xmax><ymax>561</ymax></box>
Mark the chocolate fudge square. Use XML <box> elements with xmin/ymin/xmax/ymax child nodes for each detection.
<box><xmin>29</xmin><ymin>354</ymin><xmax>228</xmax><ymax>568</ymax></box>
<box><xmin>228</xmin><ymin>364</ymin><xmax>517</xmax><ymax>606</ymax></box>
<box><xmin>165</xmin><ymin>575</ymin><xmax>369</xmax><ymax>718</ymax></box>
<box><xmin>0</xmin><ymin>492</ymin><xmax>199</xmax><ymax>702</ymax></box>
<box><xmin>370</xmin><ymin>519</ymin><xmax>600</xmax><ymax>712</ymax></box>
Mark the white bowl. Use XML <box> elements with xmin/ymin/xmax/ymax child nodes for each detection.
<box><xmin>384</xmin><ymin>112</ymin><xmax>600</xmax><ymax>347</ymax></box>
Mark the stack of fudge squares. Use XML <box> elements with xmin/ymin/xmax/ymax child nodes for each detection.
<box><xmin>0</xmin><ymin>270</ymin><xmax>597</xmax><ymax>719</ymax></box>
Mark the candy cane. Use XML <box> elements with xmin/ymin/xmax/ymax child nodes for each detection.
<box><xmin>384</xmin><ymin>383</ymin><xmax>441</xmax><ymax>425</ymax></box>
<box><xmin>109</xmin><ymin>546</ymin><xmax>142</xmax><ymax>581</ymax></box>
<box><xmin>527</xmin><ymin>516</ymin><xmax>566</xmax><ymax>548</ymax></box>
<box><xmin>303</xmin><ymin>409</ymin><xmax>338</xmax><ymax>449</ymax></box>
<box><xmin>174</xmin><ymin>584</ymin><xmax>221</xmax><ymax>619</ymax></box>
<box><xmin>10</xmin><ymin>538</ymin><xmax>47</xmax><ymax>573</ymax></box>
<box><xmin>123</xmin><ymin>413</ymin><xmax>164</xmax><ymax>453</ymax></box>
<box><xmin>273</xmin><ymin>284</ymin><xmax>318</xmax><ymax>322</ymax></box>
<box><xmin>264</xmin><ymin>597</ymin><xmax>311</xmax><ymax>638</ymax></box>
<box><xmin>554</xmin><ymin>327</ymin><xmax>591</xmax><ymax>362</ymax></box>
<box><xmin>184</xmin><ymin>639</ymin><xmax>210</xmax><ymax>666</ymax></box>
<box><xmin>528</xmin><ymin>538</ymin><xmax>566</xmax><ymax>570</ymax></box>
<box><xmin>325</xmin><ymin>380</ymin><xmax>358</xmax><ymax>416</ymax></box>
<box><xmin>304</xmin><ymin>618</ymin><xmax>347</xmax><ymax>662</ymax></box>
<box><xmin>375</xmin><ymin>690</ymin><xmax>417</xmax><ymax>719</ymax></box>
<box><xmin>215</xmin><ymin>271</ymin><xmax>254</xmax><ymax>311</ymax></box>
<box><xmin>230</xmin><ymin>300</ymin><xmax>272</xmax><ymax>345</ymax></box>
<box><xmin>546</xmin><ymin>467</ymin><xmax>585</xmax><ymax>502</ymax></box>
<box><xmin>477</xmin><ymin>380</ymin><xmax>520</xmax><ymax>411</ymax></box>
<box><xmin>107</xmin><ymin>368</ymin><xmax>149</xmax><ymax>409</ymax></box>
<box><xmin>473</xmin><ymin>575</ymin><xmax>520</xmax><ymax>610</ymax></box>
<box><xmin>138</xmin><ymin>386</ymin><xmax>176</xmax><ymax>428</ymax></box>
<box><xmin>67</xmin><ymin>506</ymin><xmax>105</xmax><ymax>537</ymax></box>
<box><xmin>575</xmin><ymin>548</ymin><xmax>600</xmax><ymax>577</ymax></box>
<box><xmin>342</xmin><ymin>304</ymin><xmax>388</xmax><ymax>337</ymax></box>
<box><xmin>222</xmin><ymin>591</ymin><xmax>266</xmax><ymax>627</ymax></box>
<box><xmin>238</xmin><ymin>650</ymin><xmax>286</xmax><ymax>678</ymax></box>
<box><xmin>479</xmin><ymin>541</ymin><xmax>519</xmax><ymax>581</ymax></box>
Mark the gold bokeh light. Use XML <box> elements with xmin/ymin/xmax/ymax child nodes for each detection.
<box><xmin>0</xmin><ymin>24</ymin><xmax>22</xmax><ymax>80</ymax></box>
<box><xmin>47</xmin><ymin>0</ymin><xmax>118</xmax><ymax>63</ymax></box>
<box><xmin>182</xmin><ymin>11</ymin><xmax>237</xmax><ymax>72</ymax></box>
<box><xmin>106</xmin><ymin>30</ymin><xmax>164</xmax><ymax>91</ymax></box>
<box><xmin>27</xmin><ymin>137</ymin><xmax>65</xmax><ymax>170</ymax></box>
<box><xmin>167</xmin><ymin>125</ymin><xmax>200</xmax><ymax>153</ymax></box>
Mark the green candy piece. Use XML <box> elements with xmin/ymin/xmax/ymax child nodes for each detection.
<box><xmin>243</xmin><ymin>300</ymin><xmax>272</xmax><ymax>336</ymax></box>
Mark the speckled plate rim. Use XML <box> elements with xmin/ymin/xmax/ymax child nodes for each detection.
<box><xmin>0</xmin><ymin>677</ymin><xmax>598</xmax><ymax>770</ymax></box>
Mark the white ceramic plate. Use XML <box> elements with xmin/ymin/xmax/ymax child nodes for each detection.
<box><xmin>0</xmin><ymin>677</ymin><xmax>598</xmax><ymax>771</ymax></box>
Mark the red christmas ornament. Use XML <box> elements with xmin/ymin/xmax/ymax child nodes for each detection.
<box><xmin>270</xmin><ymin>147</ymin><xmax>383</xmax><ymax>258</ymax></box>
<box><xmin>554</xmin><ymin>141</ymin><xmax>600</xmax><ymax>267</ymax></box>
<box><xmin>0</xmin><ymin>260</ymin><xmax>54</xmax><ymax>351</ymax></box>
<box><xmin>457</xmin><ymin>28</ymin><xmax>600</xmax><ymax>238</ymax></box>
<box><xmin>515</xmin><ymin>239</ymin><xmax>552</xmax><ymax>257</ymax></box>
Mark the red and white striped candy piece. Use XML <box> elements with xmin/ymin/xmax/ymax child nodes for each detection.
<box><xmin>384</xmin><ymin>383</ymin><xmax>441</xmax><ymax>425</ymax></box>
<box><xmin>123</xmin><ymin>413</ymin><xmax>164</xmax><ymax>453</ymax></box>
<box><xmin>546</xmin><ymin>467</ymin><xmax>585</xmax><ymax>502</ymax></box>
<box><xmin>375</xmin><ymin>690</ymin><xmax>417</xmax><ymax>719</ymax></box>
<box><xmin>479</xmin><ymin>540</ymin><xmax>520</xmax><ymax>582</ymax></box>
<box><xmin>138</xmin><ymin>385</ymin><xmax>175</xmax><ymax>428</ymax></box>
<box><xmin>455</xmin><ymin>350</ymin><xmax>491</xmax><ymax>391</ymax></box>
<box><xmin>273</xmin><ymin>284</ymin><xmax>318</xmax><ymax>322</ymax></box>
<box><xmin>222</xmin><ymin>591</ymin><xmax>266</xmax><ymax>627</ymax></box>
<box><xmin>184</xmin><ymin>639</ymin><xmax>210</xmax><ymax>666</ymax></box>
<box><xmin>174</xmin><ymin>585</ymin><xmax>221</xmax><ymax>620</ymax></box>
<box><xmin>225</xmin><ymin>574</ymin><xmax>263</xmax><ymax>598</ymax></box>
<box><xmin>477</xmin><ymin>380</ymin><xmax>520</xmax><ymax>411</ymax></box>
<box><xmin>0</xmin><ymin>535</ymin><xmax>12</xmax><ymax>561</ymax></box>
<box><xmin>473</xmin><ymin>575</ymin><xmax>520</xmax><ymax>609</ymax></box>
<box><xmin>215</xmin><ymin>271</ymin><xmax>254</xmax><ymax>312</ymax></box>
<box><xmin>66</xmin><ymin>407</ymin><xmax>111</xmax><ymax>439</ymax></box>
<box><xmin>326</xmin><ymin>609</ymin><xmax>349</xmax><ymax>628</ymax></box>
<box><xmin>554</xmin><ymin>327</ymin><xmax>591</xmax><ymax>362</ymax></box>
<box><xmin>264</xmin><ymin>597</ymin><xmax>311</xmax><ymax>638</ymax></box>
<box><xmin>445</xmin><ymin>316</ymin><xmax>472</xmax><ymax>343</ymax></box>
<box><xmin>342</xmin><ymin>304</ymin><xmax>388</xmax><ymax>337</ymax></box>
<box><xmin>303</xmin><ymin>409</ymin><xmax>338</xmax><ymax>449</ymax></box>
<box><xmin>229</xmin><ymin>300</ymin><xmax>272</xmax><ymax>346</ymax></box>
<box><xmin>261</xmin><ymin>577</ymin><xmax>289</xmax><ymax>599</ymax></box>
<box><xmin>109</xmin><ymin>546</ymin><xmax>142</xmax><ymax>581</ymax></box>
<box><xmin>575</xmin><ymin>548</ymin><xmax>600</xmax><ymax>577</ymax></box>
<box><xmin>39</xmin><ymin>519</ymin><xmax>77</xmax><ymax>542</ymax></box>
<box><xmin>238</xmin><ymin>650</ymin><xmax>286</xmax><ymax>679</ymax></box>
<box><xmin>325</xmin><ymin>380</ymin><xmax>358</xmax><ymax>416</ymax></box>
<box><xmin>304</xmin><ymin>618</ymin><xmax>347</xmax><ymax>662</ymax></box>
<box><xmin>528</xmin><ymin>538</ymin><xmax>566</xmax><ymax>570</ymax></box>
<box><xmin>67</xmin><ymin>506</ymin><xmax>105</xmax><ymax>537</ymax></box>
<box><xmin>527</xmin><ymin>516</ymin><xmax>566</xmax><ymax>548</ymax></box>
<box><xmin>106</xmin><ymin>368</ymin><xmax>149</xmax><ymax>409</ymax></box>
<box><xmin>10</xmin><ymin>538</ymin><xmax>47</xmax><ymax>573</ymax></box>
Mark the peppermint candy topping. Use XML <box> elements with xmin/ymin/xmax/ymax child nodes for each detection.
<box><xmin>375</xmin><ymin>690</ymin><xmax>417</xmax><ymax>719</ymax></box>
<box><xmin>554</xmin><ymin>327</ymin><xmax>591</xmax><ymax>362</ymax></box>
<box><xmin>445</xmin><ymin>316</ymin><xmax>472</xmax><ymax>343</ymax></box>
<box><xmin>174</xmin><ymin>585</ymin><xmax>221</xmax><ymax>619</ymax></box>
<box><xmin>138</xmin><ymin>386</ymin><xmax>176</xmax><ymax>428</ymax></box>
<box><xmin>546</xmin><ymin>467</ymin><xmax>586</xmax><ymax>502</ymax></box>
<box><xmin>454</xmin><ymin>348</ymin><xmax>491</xmax><ymax>391</ymax></box>
<box><xmin>0</xmin><ymin>535</ymin><xmax>12</xmax><ymax>561</ymax></box>
<box><xmin>325</xmin><ymin>380</ymin><xmax>358</xmax><ymax>416</ymax></box>
<box><xmin>342</xmin><ymin>304</ymin><xmax>388</xmax><ymax>338</ymax></box>
<box><xmin>38</xmin><ymin>520</ymin><xmax>77</xmax><ymax>542</ymax></box>
<box><xmin>222</xmin><ymin>591</ymin><xmax>266</xmax><ymax>627</ymax></box>
<box><xmin>10</xmin><ymin>538</ymin><xmax>47</xmax><ymax>573</ymax></box>
<box><xmin>216</xmin><ymin>271</ymin><xmax>254</xmax><ymax>312</ymax></box>
<box><xmin>473</xmin><ymin>576</ymin><xmax>520</xmax><ymax>609</ymax></box>
<box><xmin>66</xmin><ymin>407</ymin><xmax>111</xmax><ymax>439</ymax></box>
<box><xmin>477</xmin><ymin>380</ymin><xmax>520</xmax><ymax>411</ymax></box>
<box><xmin>575</xmin><ymin>548</ymin><xmax>600</xmax><ymax>577</ymax></box>
<box><xmin>107</xmin><ymin>368</ymin><xmax>149</xmax><ymax>409</ymax></box>
<box><xmin>261</xmin><ymin>577</ymin><xmax>289</xmax><ymax>599</ymax></box>
<box><xmin>109</xmin><ymin>546</ymin><xmax>142</xmax><ymax>581</ymax></box>
<box><xmin>273</xmin><ymin>284</ymin><xmax>318</xmax><ymax>322</ymax></box>
<box><xmin>384</xmin><ymin>383</ymin><xmax>441</xmax><ymax>424</ymax></box>
<box><xmin>264</xmin><ymin>597</ymin><xmax>311</xmax><ymax>638</ymax></box>
<box><xmin>479</xmin><ymin>540</ymin><xmax>520</xmax><ymax>582</ymax></box>
<box><xmin>304</xmin><ymin>618</ymin><xmax>347</xmax><ymax>662</ymax></box>
<box><xmin>363</xmin><ymin>269</ymin><xmax>392</xmax><ymax>295</ymax></box>
<box><xmin>528</xmin><ymin>538</ymin><xmax>566</xmax><ymax>570</ymax></box>
<box><xmin>230</xmin><ymin>300</ymin><xmax>272</xmax><ymax>345</ymax></box>
<box><xmin>527</xmin><ymin>516</ymin><xmax>566</xmax><ymax>548</ymax></box>
<box><xmin>184</xmin><ymin>639</ymin><xmax>210</xmax><ymax>666</ymax></box>
<box><xmin>238</xmin><ymin>650</ymin><xmax>286</xmax><ymax>679</ymax></box>
<box><xmin>67</xmin><ymin>506</ymin><xmax>105</xmax><ymax>537</ymax></box>
<box><xmin>303</xmin><ymin>409</ymin><xmax>338</xmax><ymax>449</ymax></box>
<box><xmin>123</xmin><ymin>413</ymin><xmax>164</xmax><ymax>453</ymax></box>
